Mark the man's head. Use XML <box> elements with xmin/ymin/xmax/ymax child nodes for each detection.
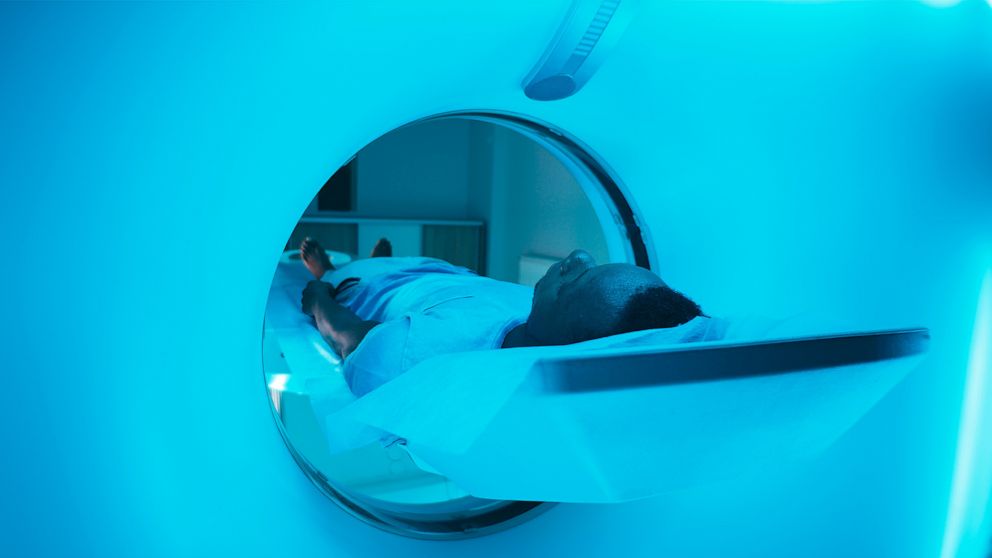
<box><xmin>526</xmin><ymin>249</ymin><xmax>702</xmax><ymax>345</ymax></box>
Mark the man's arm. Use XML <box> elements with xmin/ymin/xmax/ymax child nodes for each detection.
<box><xmin>302</xmin><ymin>281</ymin><xmax>379</xmax><ymax>359</ymax></box>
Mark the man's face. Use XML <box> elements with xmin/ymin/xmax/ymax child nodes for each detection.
<box><xmin>526</xmin><ymin>250</ymin><xmax>668</xmax><ymax>345</ymax></box>
<box><xmin>528</xmin><ymin>249</ymin><xmax>600</xmax><ymax>345</ymax></box>
<box><xmin>534</xmin><ymin>249</ymin><xmax>598</xmax><ymax>306</ymax></box>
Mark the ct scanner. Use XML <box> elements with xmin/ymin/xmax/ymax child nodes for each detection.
<box><xmin>1</xmin><ymin>1</ymin><xmax>991</xmax><ymax>557</ymax></box>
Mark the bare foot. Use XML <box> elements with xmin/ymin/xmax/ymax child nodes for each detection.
<box><xmin>300</xmin><ymin>237</ymin><xmax>333</xmax><ymax>278</ymax></box>
<box><xmin>370</xmin><ymin>237</ymin><xmax>392</xmax><ymax>258</ymax></box>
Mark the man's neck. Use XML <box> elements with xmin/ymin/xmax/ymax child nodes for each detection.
<box><xmin>501</xmin><ymin>322</ymin><xmax>539</xmax><ymax>348</ymax></box>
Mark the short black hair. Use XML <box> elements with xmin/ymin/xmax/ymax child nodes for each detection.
<box><xmin>613</xmin><ymin>285</ymin><xmax>703</xmax><ymax>335</ymax></box>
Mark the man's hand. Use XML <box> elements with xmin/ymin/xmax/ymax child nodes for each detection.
<box><xmin>301</xmin><ymin>280</ymin><xmax>334</xmax><ymax>316</ymax></box>
<box><xmin>301</xmin><ymin>279</ymin><xmax>379</xmax><ymax>359</ymax></box>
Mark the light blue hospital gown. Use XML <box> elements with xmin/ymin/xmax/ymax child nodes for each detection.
<box><xmin>326</xmin><ymin>257</ymin><xmax>533</xmax><ymax>397</ymax></box>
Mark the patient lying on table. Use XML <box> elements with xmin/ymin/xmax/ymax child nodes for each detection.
<box><xmin>299</xmin><ymin>237</ymin><xmax>702</xmax><ymax>397</ymax></box>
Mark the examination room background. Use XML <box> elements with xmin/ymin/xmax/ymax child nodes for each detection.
<box><xmin>1</xmin><ymin>2</ymin><xmax>991</xmax><ymax>557</ymax></box>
